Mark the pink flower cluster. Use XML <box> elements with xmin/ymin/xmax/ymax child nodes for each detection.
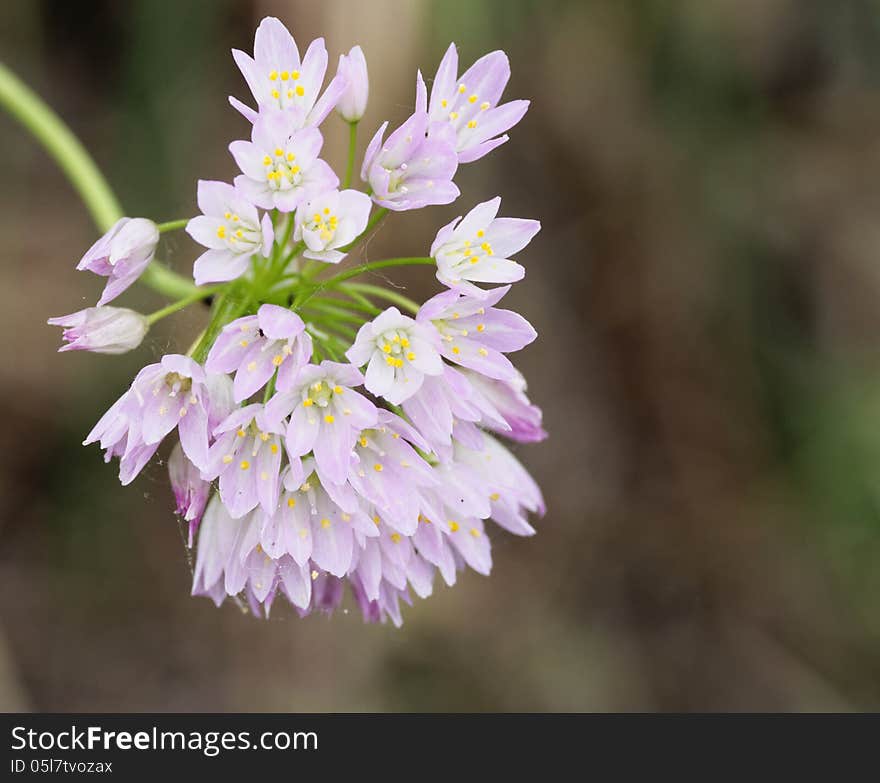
<box><xmin>50</xmin><ymin>17</ymin><xmax>545</xmax><ymax>626</ymax></box>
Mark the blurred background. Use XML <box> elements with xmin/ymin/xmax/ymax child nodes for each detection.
<box><xmin>3</xmin><ymin>0</ymin><xmax>880</xmax><ymax>711</ymax></box>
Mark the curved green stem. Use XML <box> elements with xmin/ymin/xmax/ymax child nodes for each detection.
<box><xmin>342</xmin><ymin>282</ymin><xmax>420</xmax><ymax>315</ymax></box>
<box><xmin>343</xmin><ymin>121</ymin><xmax>358</xmax><ymax>189</ymax></box>
<box><xmin>318</xmin><ymin>257</ymin><xmax>434</xmax><ymax>288</ymax></box>
<box><xmin>145</xmin><ymin>284</ymin><xmax>222</xmax><ymax>325</ymax></box>
<box><xmin>156</xmin><ymin>218</ymin><xmax>190</xmax><ymax>234</ymax></box>
<box><xmin>0</xmin><ymin>62</ymin><xmax>122</xmax><ymax>231</ymax></box>
<box><xmin>0</xmin><ymin>62</ymin><xmax>197</xmax><ymax>300</ymax></box>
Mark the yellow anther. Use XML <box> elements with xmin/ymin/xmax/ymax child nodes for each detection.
<box><xmin>312</xmin><ymin>381</ymin><xmax>323</xmax><ymax>391</ymax></box>
<box><xmin>478</xmin><ymin>348</ymin><xmax>488</xmax><ymax>356</ymax></box>
<box><xmin>247</xmin><ymin>361</ymin><xmax>257</xmax><ymax>372</ymax></box>
<box><xmin>477</xmin><ymin>307</ymin><xmax>485</xmax><ymax>314</ymax></box>
<box><xmin>292</xmin><ymin>70</ymin><xmax>300</xmax><ymax>80</ymax></box>
<box><xmin>470</xmin><ymin>257</ymin><xmax>479</xmax><ymax>264</ymax></box>
<box><xmin>281</xmin><ymin>71</ymin><xmax>289</xmax><ymax>80</ymax></box>
<box><xmin>231</xmin><ymin>214</ymin><xmax>240</xmax><ymax>222</ymax></box>
<box><xmin>406</xmin><ymin>352</ymin><xmax>416</xmax><ymax>361</ymax></box>
<box><xmin>373</xmin><ymin>463</ymin><xmax>383</xmax><ymax>472</ymax></box>
<box><xmin>382</xmin><ymin>343</ymin><xmax>392</xmax><ymax>353</ymax></box>
<box><xmin>320</xmin><ymin>518</ymin><xmax>331</xmax><ymax>529</ymax></box>
<box><xmin>216</xmin><ymin>225</ymin><xmax>226</xmax><ymax>239</ymax></box>
<box><xmin>235</xmin><ymin>229</ymin><xmax>243</xmax><ymax>238</ymax></box>
<box><xmin>311</xmin><ymin>570</ymin><xmax>319</xmax><ymax>580</ymax></box>
<box><xmin>222</xmin><ymin>455</ymin><xmax>233</xmax><ymax>464</ymax></box>
<box><xmin>449</xmin><ymin>112</ymin><xmax>459</xmax><ymax>120</ymax></box>
<box><xmin>490</xmin><ymin>492</ymin><xmax>500</xmax><ymax>501</ymax></box>
<box><xmin>287</xmin><ymin>90</ymin><xmax>293</xmax><ymax>99</ymax></box>
<box><xmin>448</xmin><ymin>520</ymin><xmax>460</xmax><ymax>532</ymax></box>
<box><xmin>263</xmin><ymin>155</ymin><xmax>272</xmax><ymax>165</ymax></box>
<box><xmin>333</xmin><ymin>385</ymin><xmax>343</xmax><ymax>394</ymax></box>
<box><xmin>385</xmin><ymin>355</ymin><xmax>396</xmax><ymax>366</ymax></box>
<box><xmin>467</xmin><ymin>120</ymin><xmax>477</xmax><ymax>129</ymax></box>
<box><xmin>392</xmin><ymin>334</ymin><xmax>400</xmax><ymax>343</ymax></box>
<box><xmin>452</xmin><ymin>346</ymin><xmax>461</xmax><ymax>355</ymax></box>
<box><xmin>295</xmin><ymin>85</ymin><xmax>305</xmax><ymax>96</ymax></box>
<box><xmin>237</xmin><ymin>429</ymin><xmax>247</xmax><ymax>437</ymax></box>
<box><xmin>477</xmin><ymin>229</ymin><xmax>485</xmax><ymax>237</ymax></box>
<box><xmin>303</xmin><ymin>398</ymin><xmax>314</xmax><ymax>407</ymax></box>
<box><xmin>481</xmin><ymin>242</ymin><xmax>491</xmax><ymax>251</ymax></box>
<box><xmin>452</xmin><ymin>312</ymin><xmax>460</xmax><ymax>319</ymax></box>
<box><xmin>476</xmin><ymin>323</ymin><xmax>485</xmax><ymax>332</ymax></box>
<box><xmin>394</xmin><ymin>358</ymin><xmax>403</xmax><ymax>368</ymax></box>
<box><xmin>400</xmin><ymin>337</ymin><xmax>409</xmax><ymax>348</ymax></box>
<box><xmin>269</xmin><ymin>70</ymin><xmax>278</xmax><ymax>81</ymax></box>
<box><xmin>270</xmin><ymin>443</ymin><xmax>279</xmax><ymax>454</ymax></box>
<box><xmin>373</xmin><ymin>515</ymin><xmax>381</xmax><ymax>526</ymax></box>
<box><xmin>441</xmin><ymin>99</ymin><xmax>448</xmax><ymax>108</ymax></box>
<box><xmin>290</xmin><ymin>165</ymin><xmax>301</xmax><ymax>175</ymax></box>
<box><xmin>341</xmin><ymin>513</ymin><xmax>351</xmax><ymax>522</ymax></box>
<box><xmin>458</xmin><ymin>84</ymin><xmax>466</xmax><ymax>93</ymax></box>
<box><xmin>480</xmin><ymin>101</ymin><xmax>490</xmax><ymax>110</ymax></box>
<box><xmin>272</xmin><ymin>354</ymin><xmax>284</xmax><ymax>366</ymax></box>
<box><xmin>260</xmin><ymin>471</ymin><xmax>268</xmax><ymax>481</ymax></box>
<box><xmin>240</xmin><ymin>460</ymin><xmax>250</xmax><ymax>470</ymax></box>
<box><xmin>470</xmin><ymin>527</ymin><xmax>481</xmax><ymax>538</ymax></box>
<box><xmin>239</xmin><ymin>339</ymin><xmax>249</xmax><ymax>347</ymax></box>
<box><xmin>271</xmin><ymin>89</ymin><xmax>280</xmax><ymax>99</ymax></box>
<box><xmin>274</xmin><ymin>147</ymin><xmax>283</xmax><ymax>156</ymax></box>
<box><xmin>390</xmin><ymin>533</ymin><xmax>401</xmax><ymax>543</ymax></box>
<box><xmin>359</xmin><ymin>436</ymin><xmax>368</xmax><ymax>447</ymax></box>
<box><xmin>324</xmin><ymin>414</ymin><xmax>335</xmax><ymax>424</ymax></box>
<box><xmin>468</xmin><ymin>94</ymin><xmax>478</xmax><ymax>103</ymax></box>
<box><xmin>259</xmin><ymin>431</ymin><xmax>269</xmax><ymax>441</ymax></box>
<box><xmin>286</xmin><ymin>152</ymin><xmax>295</xmax><ymax>161</ymax></box>
<box><xmin>224</xmin><ymin>211</ymin><xmax>232</xmax><ymax>219</ymax></box>
<box><xmin>287</xmin><ymin>497</ymin><xmax>296</xmax><ymax>508</ymax></box>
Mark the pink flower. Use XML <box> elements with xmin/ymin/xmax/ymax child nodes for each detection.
<box><xmin>426</xmin><ymin>44</ymin><xmax>530</xmax><ymax>163</ymax></box>
<box><xmin>230</xmin><ymin>17</ymin><xmax>347</xmax><ymax>128</ymax></box>
<box><xmin>230</xmin><ymin>113</ymin><xmax>338</xmax><ymax>213</ymax></box>
<box><xmin>205</xmin><ymin>304</ymin><xmax>312</xmax><ymax>402</ymax></box>
<box><xmin>48</xmin><ymin>306</ymin><xmax>147</xmax><ymax>354</ymax></box>
<box><xmin>76</xmin><ymin>218</ymin><xmax>159</xmax><ymax>305</ymax></box>
<box><xmin>335</xmin><ymin>45</ymin><xmax>369</xmax><ymax>122</ymax></box>
<box><xmin>186</xmin><ymin>180</ymin><xmax>273</xmax><ymax>285</ymax></box>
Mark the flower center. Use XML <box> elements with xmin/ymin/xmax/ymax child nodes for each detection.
<box><xmin>378</xmin><ymin>330</ymin><xmax>416</xmax><ymax>368</ymax></box>
<box><xmin>263</xmin><ymin>146</ymin><xmax>302</xmax><ymax>191</ymax></box>
<box><xmin>215</xmin><ymin>210</ymin><xmax>261</xmax><ymax>251</ymax></box>
<box><xmin>305</xmin><ymin>207</ymin><xmax>339</xmax><ymax>244</ymax></box>
<box><xmin>302</xmin><ymin>379</ymin><xmax>343</xmax><ymax>408</ymax></box>
<box><xmin>267</xmin><ymin>68</ymin><xmax>305</xmax><ymax>110</ymax></box>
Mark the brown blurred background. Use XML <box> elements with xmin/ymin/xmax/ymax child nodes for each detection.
<box><xmin>3</xmin><ymin>0</ymin><xmax>880</xmax><ymax>711</ymax></box>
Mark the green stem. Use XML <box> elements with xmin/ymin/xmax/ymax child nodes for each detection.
<box><xmin>343</xmin><ymin>121</ymin><xmax>358</xmax><ymax>189</ymax></box>
<box><xmin>342</xmin><ymin>282</ymin><xmax>420</xmax><ymax>315</ymax></box>
<box><xmin>156</xmin><ymin>218</ymin><xmax>190</xmax><ymax>234</ymax></box>
<box><xmin>305</xmin><ymin>295</ymin><xmax>381</xmax><ymax>315</ymax></box>
<box><xmin>145</xmin><ymin>285</ymin><xmax>222</xmax><ymax>325</ymax></box>
<box><xmin>317</xmin><ymin>256</ymin><xmax>434</xmax><ymax>289</ymax></box>
<box><xmin>0</xmin><ymin>62</ymin><xmax>196</xmax><ymax>299</ymax></box>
